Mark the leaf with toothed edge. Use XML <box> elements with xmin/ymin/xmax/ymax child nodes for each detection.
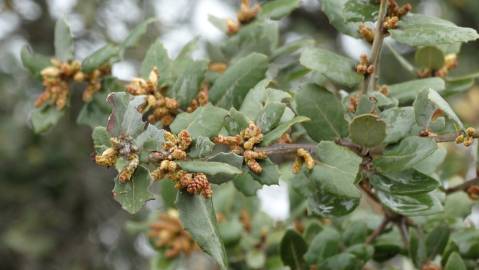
<box><xmin>112</xmin><ymin>166</ymin><xmax>154</xmax><ymax>214</ymax></box>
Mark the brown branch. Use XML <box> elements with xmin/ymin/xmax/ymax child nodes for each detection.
<box><xmin>445</xmin><ymin>177</ymin><xmax>479</xmax><ymax>194</ymax></box>
<box><xmin>255</xmin><ymin>143</ymin><xmax>316</xmax><ymax>155</ymax></box>
<box><xmin>397</xmin><ymin>218</ymin><xmax>409</xmax><ymax>247</ymax></box>
<box><xmin>364</xmin><ymin>0</ymin><xmax>388</xmax><ymax>93</ymax></box>
<box><xmin>366</xmin><ymin>217</ymin><xmax>390</xmax><ymax>244</ymax></box>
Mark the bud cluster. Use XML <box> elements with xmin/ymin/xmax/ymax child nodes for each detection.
<box><xmin>292</xmin><ymin>148</ymin><xmax>315</xmax><ymax>173</ymax></box>
<box><xmin>148</xmin><ymin>210</ymin><xmax>199</xmax><ymax>258</ymax></box>
<box><xmin>36</xmin><ymin>59</ymin><xmax>111</xmax><ymax>110</ymax></box>
<box><xmin>455</xmin><ymin>127</ymin><xmax>477</xmax><ymax>147</ymax></box>
<box><xmin>359</xmin><ymin>24</ymin><xmax>375</xmax><ymax>44</ymax></box>
<box><xmin>150</xmin><ymin>130</ymin><xmax>213</xmax><ymax>198</ymax></box>
<box><xmin>213</xmin><ymin>122</ymin><xmax>268</xmax><ymax>174</ymax></box>
<box><xmin>383</xmin><ymin>0</ymin><xmax>412</xmax><ymax>31</ymax></box>
<box><xmin>226</xmin><ymin>0</ymin><xmax>261</xmax><ymax>35</ymax></box>
<box><xmin>127</xmin><ymin>68</ymin><xmax>179</xmax><ymax>126</ymax></box>
<box><xmin>356</xmin><ymin>54</ymin><xmax>375</xmax><ymax>76</ymax></box>
<box><xmin>186</xmin><ymin>82</ymin><xmax>209</xmax><ymax>112</ymax></box>
<box><xmin>95</xmin><ymin>136</ymin><xmax>139</xmax><ymax>183</ymax></box>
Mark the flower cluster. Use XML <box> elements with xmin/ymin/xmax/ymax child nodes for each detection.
<box><xmin>148</xmin><ymin>210</ymin><xmax>198</xmax><ymax>258</ymax></box>
<box><xmin>127</xmin><ymin>68</ymin><xmax>179</xmax><ymax>126</ymax></box>
<box><xmin>95</xmin><ymin>136</ymin><xmax>139</xmax><ymax>183</ymax></box>
<box><xmin>383</xmin><ymin>0</ymin><xmax>412</xmax><ymax>31</ymax></box>
<box><xmin>226</xmin><ymin>0</ymin><xmax>261</xmax><ymax>35</ymax></box>
<box><xmin>292</xmin><ymin>148</ymin><xmax>315</xmax><ymax>173</ymax></box>
<box><xmin>359</xmin><ymin>24</ymin><xmax>375</xmax><ymax>43</ymax></box>
<box><xmin>35</xmin><ymin>59</ymin><xmax>110</xmax><ymax>110</ymax></box>
<box><xmin>150</xmin><ymin>130</ymin><xmax>213</xmax><ymax>198</ymax></box>
<box><xmin>455</xmin><ymin>127</ymin><xmax>477</xmax><ymax>147</ymax></box>
<box><xmin>213</xmin><ymin>122</ymin><xmax>267</xmax><ymax>174</ymax></box>
<box><xmin>186</xmin><ymin>82</ymin><xmax>209</xmax><ymax>112</ymax></box>
<box><xmin>356</xmin><ymin>54</ymin><xmax>375</xmax><ymax>76</ymax></box>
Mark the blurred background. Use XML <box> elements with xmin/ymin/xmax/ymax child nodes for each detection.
<box><xmin>1</xmin><ymin>0</ymin><xmax>479</xmax><ymax>269</ymax></box>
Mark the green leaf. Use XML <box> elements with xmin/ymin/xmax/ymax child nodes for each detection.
<box><xmin>140</xmin><ymin>38</ymin><xmax>172</xmax><ymax>86</ymax></box>
<box><xmin>209</xmin><ymin>53</ymin><xmax>268</xmax><ymax>109</ymax></box>
<box><xmin>224</xmin><ymin>108</ymin><xmax>250</xmax><ymax>135</ymax></box>
<box><xmin>344</xmin><ymin>0</ymin><xmax>379</xmax><ymax>22</ymax></box>
<box><xmin>250</xmin><ymin>158</ymin><xmax>280</xmax><ymax>186</ymax></box>
<box><xmin>112</xmin><ymin>166</ymin><xmax>153</xmax><ymax>214</ymax></box>
<box><xmin>176</xmin><ymin>161</ymin><xmax>242</xmax><ymax>184</ymax></box>
<box><xmin>20</xmin><ymin>45</ymin><xmax>50</xmax><ymax>78</ymax></box>
<box><xmin>122</xmin><ymin>18</ymin><xmax>156</xmax><ymax>49</ymax></box>
<box><xmin>370</xmin><ymin>170</ymin><xmax>439</xmax><ymax>195</ymax></box>
<box><xmin>188</xmin><ymin>136</ymin><xmax>215</xmax><ymax>158</ymax></box>
<box><xmin>256</xmin><ymin>102</ymin><xmax>286</xmax><ymax>133</ymax></box>
<box><xmin>415</xmin><ymin>46</ymin><xmax>445</xmax><ymax>70</ymax></box>
<box><xmin>222</xmin><ymin>21</ymin><xmax>279</xmax><ymax>60</ymax></box>
<box><xmin>314</xmin><ymin>141</ymin><xmax>362</xmax><ymax>198</ymax></box>
<box><xmin>445</xmin><ymin>252</ymin><xmax>467</xmax><ymax>270</ymax></box>
<box><xmin>346</xmin><ymin>244</ymin><xmax>374</xmax><ymax>262</ymax></box>
<box><xmin>31</xmin><ymin>105</ymin><xmax>64</xmax><ymax>134</ymax></box>
<box><xmin>300</xmin><ymin>47</ymin><xmax>362</xmax><ymax>87</ymax></box>
<box><xmin>54</xmin><ymin>18</ymin><xmax>74</xmax><ymax>61</ymax></box>
<box><xmin>304</xmin><ymin>227</ymin><xmax>341</xmax><ymax>264</ymax></box>
<box><xmin>449</xmin><ymin>229</ymin><xmax>479</xmax><ymax>258</ymax></box>
<box><xmin>261</xmin><ymin>116</ymin><xmax>310</xmax><ymax>146</ymax></box>
<box><xmin>409</xmin><ymin>228</ymin><xmax>427</xmax><ymax>267</ymax></box>
<box><xmin>414</xmin><ymin>148</ymin><xmax>447</xmax><ymax>175</ymax></box>
<box><xmin>280</xmin><ymin>229</ymin><xmax>307</xmax><ymax>270</ymax></box>
<box><xmin>77</xmin><ymin>90</ymin><xmax>111</xmax><ymax>128</ymax></box>
<box><xmin>218</xmin><ymin>217</ymin><xmax>243</xmax><ymax>247</ymax></box>
<box><xmin>374</xmin><ymin>136</ymin><xmax>437</xmax><ymax>172</ymax></box>
<box><xmin>170</xmin><ymin>104</ymin><xmax>228</xmax><ymax>139</ymax></box>
<box><xmin>380</xmin><ymin>107</ymin><xmax>415</xmax><ymax>144</ymax></box>
<box><xmin>389</xmin><ymin>13</ymin><xmax>479</xmax><ymax>47</ymax></box>
<box><xmin>176</xmin><ymin>191</ymin><xmax>228</xmax><ymax>270</ymax></box>
<box><xmin>308</xmin><ymin>189</ymin><xmax>360</xmax><ymax>217</ymax></box>
<box><xmin>321</xmin><ymin>0</ymin><xmax>361</xmax><ymax>37</ymax></box>
<box><xmin>426</xmin><ymin>224</ymin><xmax>450</xmax><ymax>259</ymax></box>
<box><xmin>318</xmin><ymin>253</ymin><xmax>362</xmax><ymax>270</ymax></box>
<box><xmin>444</xmin><ymin>79</ymin><xmax>474</xmax><ymax>96</ymax></box>
<box><xmin>260</xmin><ymin>0</ymin><xmax>300</xmax><ymax>20</ymax></box>
<box><xmin>414</xmin><ymin>88</ymin><xmax>464</xmax><ymax>129</ymax></box>
<box><xmin>343</xmin><ymin>223</ymin><xmax>369</xmax><ymax>246</ymax></box>
<box><xmin>106</xmin><ymin>92</ymin><xmax>146</xmax><ymax>137</ymax></box>
<box><xmin>295</xmin><ymin>84</ymin><xmax>348</xmax><ymax>141</ymax></box>
<box><xmin>349</xmin><ymin>114</ymin><xmax>386</xmax><ymax>148</ymax></box>
<box><xmin>233</xmin><ymin>173</ymin><xmax>262</xmax><ymax>196</ymax></box>
<box><xmin>240</xmin><ymin>79</ymin><xmax>291</xmax><ymax>120</ymax></box>
<box><xmin>389</xmin><ymin>78</ymin><xmax>446</xmax><ymax>104</ymax></box>
<box><xmin>81</xmin><ymin>44</ymin><xmax>119</xmax><ymax>73</ymax></box>
<box><xmin>169</xmin><ymin>59</ymin><xmax>208</xmax><ymax>109</ymax></box>
<box><xmin>92</xmin><ymin>126</ymin><xmax>111</xmax><ymax>153</ymax></box>
<box><xmin>377</xmin><ymin>191</ymin><xmax>443</xmax><ymax>216</ymax></box>
<box><xmin>134</xmin><ymin>124</ymin><xmax>165</xmax><ymax>152</ymax></box>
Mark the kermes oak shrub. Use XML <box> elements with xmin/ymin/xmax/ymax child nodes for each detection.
<box><xmin>21</xmin><ymin>0</ymin><xmax>479</xmax><ymax>269</ymax></box>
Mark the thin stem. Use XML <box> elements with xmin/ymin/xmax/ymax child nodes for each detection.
<box><xmin>397</xmin><ymin>218</ymin><xmax>409</xmax><ymax>247</ymax></box>
<box><xmin>366</xmin><ymin>217</ymin><xmax>389</xmax><ymax>244</ymax></box>
<box><xmin>364</xmin><ymin>0</ymin><xmax>388</xmax><ymax>93</ymax></box>
<box><xmin>256</xmin><ymin>143</ymin><xmax>316</xmax><ymax>155</ymax></box>
<box><xmin>445</xmin><ymin>177</ymin><xmax>479</xmax><ymax>194</ymax></box>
